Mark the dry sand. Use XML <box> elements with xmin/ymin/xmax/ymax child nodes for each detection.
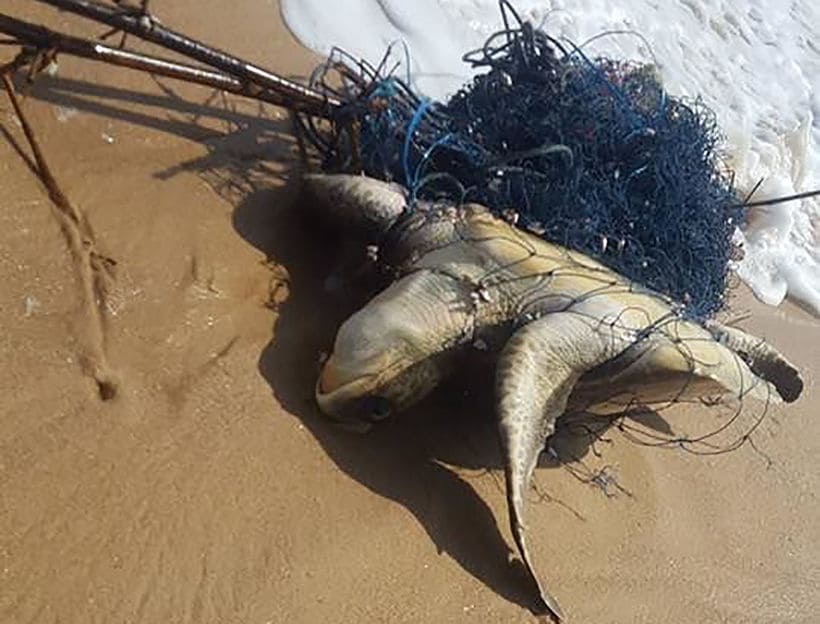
<box><xmin>1</xmin><ymin>2</ymin><xmax>818</xmax><ymax>623</ymax></box>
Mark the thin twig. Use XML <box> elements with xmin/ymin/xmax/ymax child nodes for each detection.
<box><xmin>1</xmin><ymin>72</ymin><xmax>72</xmax><ymax>211</ymax></box>
<box><xmin>1</xmin><ymin>70</ymin><xmax>118</xmax><ymax>399</ymax></box>
<box><xmin>741</xmin><ymin>188</ymin><xmax>820</xmax><ymax>208</ymax></box>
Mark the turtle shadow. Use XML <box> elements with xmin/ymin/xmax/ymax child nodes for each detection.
<box><xmin>234</xmin><ymin>184</ymin><xmax>551</xmax><ymax>610</ymax></box>
<box><xmin>11</xmin><ymin>68</ymin><xmax>566</xmax><ymax>610</ymax></box>
<box><xmin>232</xmin><ymin>185</ymin><xmax>674</xmax><ymax>612</ymax></box>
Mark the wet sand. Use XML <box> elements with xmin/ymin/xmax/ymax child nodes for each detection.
<box><xmin>1</xmin><ymin>2</ymin><xmax>818</xmax><ymax>623</ymax></box>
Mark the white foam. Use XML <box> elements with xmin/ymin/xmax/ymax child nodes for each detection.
<box><xmin>282</xmin><ymin>0</ymin><xmax>820</xmax><ymax>315</ymax></box>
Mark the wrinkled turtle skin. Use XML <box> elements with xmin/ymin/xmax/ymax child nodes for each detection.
<box><xmin>303</xmin><ymin>173</ymin><xmax>803</xmax><ymax>621</ymax></box>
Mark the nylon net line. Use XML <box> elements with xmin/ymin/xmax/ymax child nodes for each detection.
<box><xmin>296</xmin><ymin>0</ymin><xmax>744</xmax><ymax>321</ymax></box>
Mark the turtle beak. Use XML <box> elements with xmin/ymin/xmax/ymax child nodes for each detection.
<box><xmin>315</xmin><ymin>355</ymin><xmax>377</xmax><ymax>432</ymax></box>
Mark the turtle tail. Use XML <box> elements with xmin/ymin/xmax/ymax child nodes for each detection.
<box><xmin>704</xmin><ymin>321</ymin><xmax>803</xmax><ymax>403</ymax></box>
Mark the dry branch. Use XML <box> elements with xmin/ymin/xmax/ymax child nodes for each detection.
<box><xmin>33</xmin><ymin>0</ymin><xmax>341</xmax><ymax>112</ymax></box>
<box><xmin>0</xmin><ymin>0</ymin><xmax>342</xmax><ymax>116</ymax></box>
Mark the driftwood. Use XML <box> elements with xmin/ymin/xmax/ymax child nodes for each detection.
<box><xmin>0</xmin><ymin>0</ymin><xmax>341</xmax><ymax>115</ymax></box>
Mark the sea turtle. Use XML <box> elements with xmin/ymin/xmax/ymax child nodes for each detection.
<box><xmin>303</xmin><ymin>173</ymin><xmax>803</xmax><ymax>620</ymax></box>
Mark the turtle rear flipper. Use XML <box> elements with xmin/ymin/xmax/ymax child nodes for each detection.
<box><xmin>704</xmin><ymin>320</ymin><xmax>803</xmax><ymax>403</ymax></box>
<box><xmin>575</xmin><ymin>319</ymin><xmax>789</xmax><ymax>412</ymax></box>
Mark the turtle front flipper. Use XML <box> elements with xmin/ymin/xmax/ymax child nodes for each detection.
<box><xmin>302</xmin><ymin>173</ymin><xmax>408</xmax><ymax>240</ymax></box>
<box><xmin>495</xmin><ymin>312</ymin><xmax>628</xmax><ymax>621</ymax></box>
<box><xmin>704</xmin><ymin>320</ymin><xmax>803</xmax><ymax>403</ymax></box>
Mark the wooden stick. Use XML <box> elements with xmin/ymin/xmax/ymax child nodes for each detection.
<box><xmin>0</xmin><ymin>13</ymin><xmax>335</xmax><ymax>116</ymax></box>
<box><xmin>31</xmin><ymin>0</ymin><xmax>341</xmax><ymax>113</ymax></box>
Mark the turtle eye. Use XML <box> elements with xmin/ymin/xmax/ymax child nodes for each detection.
<box><xmin>362</xmin><ymin>396</ymin><xmax>393</xmax><ymax>421</ymax></box>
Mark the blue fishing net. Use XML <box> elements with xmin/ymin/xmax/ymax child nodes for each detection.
<box><xmin>300</xmin><ymin>1</ymin><xmax>744</xmax><ymax>319</ymax></box>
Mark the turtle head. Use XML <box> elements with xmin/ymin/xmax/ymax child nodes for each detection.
<box><xmin>315</xmin><ymin>274</ymin><xmax>458</xmax><ymax>431</ymax></box>
<box><xmin>315</xmin><ymin>308</ymin><xmax>446</xmax><ymax>432</ymax></box>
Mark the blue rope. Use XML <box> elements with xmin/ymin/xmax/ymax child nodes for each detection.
<box><xmin>402</xmin><ymin>98</ymin><xmax>434</xmax><ymax>189</ymax></box>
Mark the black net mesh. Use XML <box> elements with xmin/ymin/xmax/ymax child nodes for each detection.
<box><xmin>298</xmin><ymin>0</ymin><xmax>745</xmax><ymax>319</ymax></box>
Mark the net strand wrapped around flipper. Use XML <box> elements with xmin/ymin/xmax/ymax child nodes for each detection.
<box><xmin>297</xmin><ymin>0</ymin><xmax>744</xmax><ymax>319</ymax></box>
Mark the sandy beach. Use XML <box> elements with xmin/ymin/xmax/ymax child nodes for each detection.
<box><xmin>1</xmin><ymin>2</ymin><xmax>818</xmax><ymax>623</ymax></box>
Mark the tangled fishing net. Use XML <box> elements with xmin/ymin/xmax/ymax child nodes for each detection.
<box><xmin>298</xmin><ymin>1</ymin><xmax>744</xmax><ymax>319</ymax></box>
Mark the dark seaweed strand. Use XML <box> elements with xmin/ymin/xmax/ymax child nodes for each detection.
<box><xmin>299</xmin><ymin>0</ymin><xmax>744</xmax><ymax>319</ymax></box>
